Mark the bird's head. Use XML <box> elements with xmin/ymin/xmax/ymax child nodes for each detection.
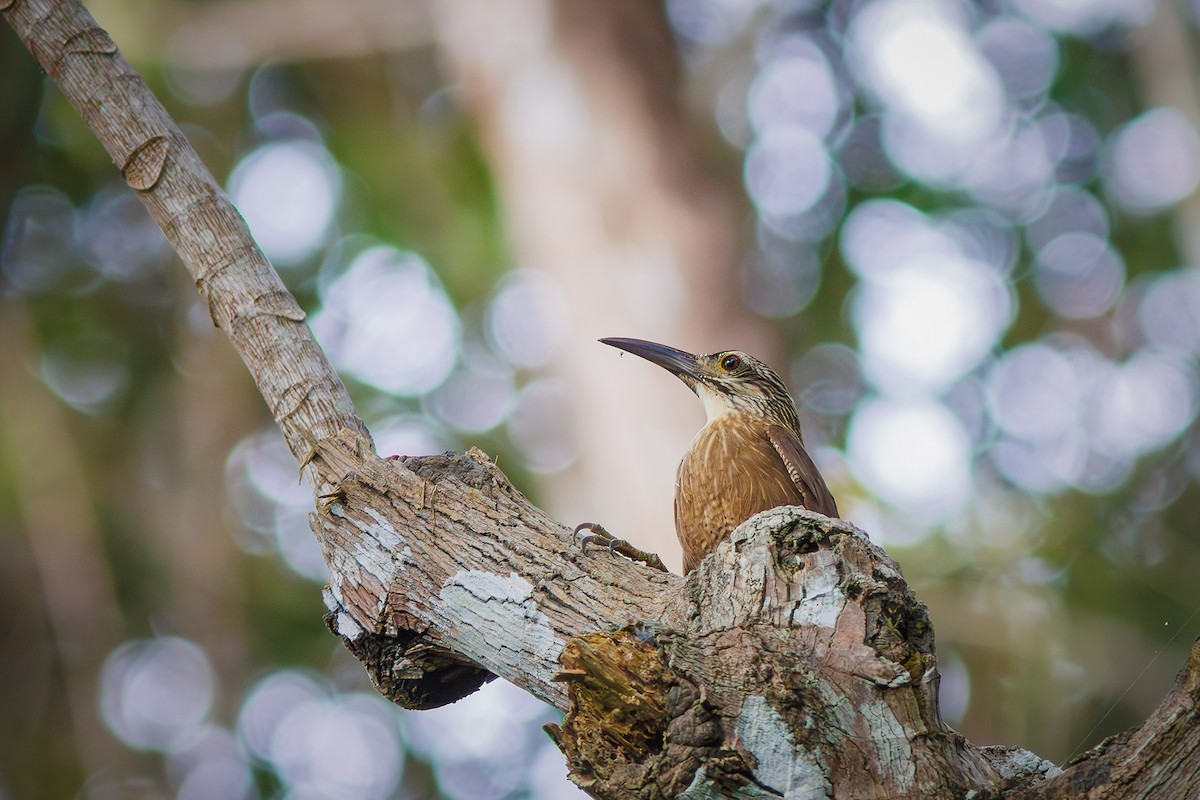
<box><xmin>600</xmin><ymin>337</ymin><xmax>801</xmax><ymax>431</ymax></box>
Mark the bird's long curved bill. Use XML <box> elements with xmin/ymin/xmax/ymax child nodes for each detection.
<box><xmin>600</xmin><ymin>337</ymin><xmax>701</xmax><ymax>386</ymax></box>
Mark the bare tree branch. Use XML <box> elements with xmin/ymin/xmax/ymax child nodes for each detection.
<box><xmin>1</xmin><ymin>0</ymin><xmax>368</xmax><ymax>472</ymax></box>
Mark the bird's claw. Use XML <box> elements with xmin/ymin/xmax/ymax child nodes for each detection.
<box><xmin>574</xmin><ymin>522</ymin><xmax>615</xmax><ymax>556</ymax></box>
<box><xmin>575</xmin><ymin>522</ymin><xmax>616</xmax><ymax>551</ymax></box>
<box><xmin>574</xmin><ymin>522</ymin><xmax>668</xmax><ymax>572</ymax></box>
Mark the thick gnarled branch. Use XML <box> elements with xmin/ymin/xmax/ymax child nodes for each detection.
<box><xmin>309</xmin><ymin>426</ymin><xmax>1200</xmax><ymax>798</ymax></box>
<box><xmin>309</xmin><ymin>429</ymin><xmax>681</xmax><ymax>710</ymax></box>
<box><xmin>309</xmin><ymin>429</ymin><xmax>1020</xmax><ymax>798</ymax></box>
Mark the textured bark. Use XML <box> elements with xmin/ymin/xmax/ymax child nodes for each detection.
<box><xmin>1</xmin><ymin>0</ymin><xmax>368</xmax><ymax>475</ymax></box>
<box><xmin>7</xmin><ymin>2</ymin><xmax>1200</xmax><ymax>798</ymax></box>
<box><xmin>309</xmin><ymin>433</ymin><xmax>681</xmax><ymax>710</ymax></box>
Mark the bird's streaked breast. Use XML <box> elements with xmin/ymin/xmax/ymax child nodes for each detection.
<box><xmin>674</xmin><ymin>413</ymin><xmax>809</xmax><ymax>573</ymax></box>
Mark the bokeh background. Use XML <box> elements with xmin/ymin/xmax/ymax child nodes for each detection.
<box><xmin>3</xmin><ymin>0</ymin><xmax>1200</xmax><ymax>797</ymax></box>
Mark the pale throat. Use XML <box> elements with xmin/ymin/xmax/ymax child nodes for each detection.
<box><xmin>695</xmin><ymin>382</ymin><xmax>741</xmax><ymax>423</ymax></box>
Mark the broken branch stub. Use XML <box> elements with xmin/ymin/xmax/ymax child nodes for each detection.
<box><xmin>310</xmin><ymin>429</ymin><xmax>682</xmax><ymax>711</ymax></box>
<box><xmin>550</xmin><ymin>507</ymin><xmax>1010</xmax><ymax>799</ymax></box>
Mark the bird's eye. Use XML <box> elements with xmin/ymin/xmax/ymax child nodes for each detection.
<box><xmin>720</xmin><ymin>354</ymin><xmax>742</xmax><ymax>371</ymax></box>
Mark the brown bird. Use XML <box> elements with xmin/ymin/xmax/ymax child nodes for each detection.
<box><xmin>590</xmin><ymin>337</ymin><xmax>838</xmax><ymax>574</ymax></box>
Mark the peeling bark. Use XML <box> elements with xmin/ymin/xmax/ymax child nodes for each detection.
<box><xmin>7</xmin><ymin>2</ymin><xmax>1200</xmax><ymax>799</ymax></box>
<box><xmin>308</xmin><ymin>434</ymin><xmax>681</xmax><ymax>710</ymax></box>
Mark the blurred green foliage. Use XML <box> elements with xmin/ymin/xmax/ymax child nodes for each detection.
<box><xmin>4</xmin><ymin>2</ymin><xmax>1200</xmax><ymax>799</ymax></box>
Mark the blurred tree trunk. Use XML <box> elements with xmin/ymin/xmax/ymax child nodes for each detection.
<box><xmin>7</xmin><ymin>2</ymin><xmax>1200</xmax><ymax>799</ymax></box>
<box><xmin>143</xmin><ymin>279</ymin><xmax>260</xmax><ymax>692</ymax></box>
<box><xmin>1128</xmin><ymin>0</ymin><xmax>1200</xmax><ymax>267</ymax></box>
<box><xmin>0</xmin><ymin>21</ymin><xmax>41</xmax><ymax>227</ymax></box>
<box><xmin>0</xmin><ymin>301</ymin><xmax>130</xmax><ymax>789</ymax></box>
<box><xmin>433</xmin><ymin>0</ymin><xmax>773</xmax><ymax>572</ymax></box>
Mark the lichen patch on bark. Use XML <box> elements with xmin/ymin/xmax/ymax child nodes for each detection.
<box><xmin>858</xmin><ymin>696</ymin><xmax>915</xmax><ymax>792</ymax></box>
<box><xmin>438</xmin><ymin>570</ymin><xmax>563</xmax><ymax>677</ymax></box>
<box><xmin>735</xmin><ymin>694</ymin><xmax>831</xmax><ymax>799</ymax></box>
<box><xmin>789</xmin><ymin>551</ymin><xmax>845</xmax><ymax>629</ymax></box>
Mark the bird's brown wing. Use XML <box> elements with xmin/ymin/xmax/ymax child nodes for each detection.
<box><xmin>765</xmin><ymin>425</ymin><xmax>839</xmax><ymax>518</ymax></box>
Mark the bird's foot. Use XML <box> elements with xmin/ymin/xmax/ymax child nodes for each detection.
<box><xmin>574</xmin><ymin>522</ymin><xmax>668</xmax><ymax>572</ymax></box>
